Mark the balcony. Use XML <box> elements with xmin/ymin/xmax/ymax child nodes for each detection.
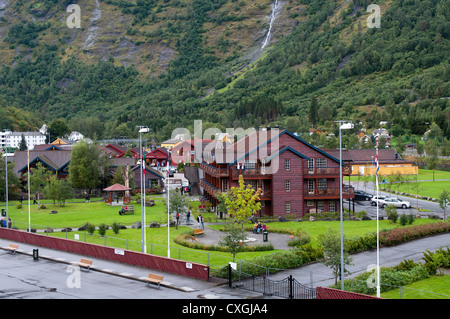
<box><xmin>304</xmin><ymin>165</ymin><xmax>351</xmax><ymax>176</ymax></box>
<box><xmin>230</xmin><ymin>167</ymin><xmax>272</xmax><ymax>180</ymax></box>
<box><xmin>199</xmin><ymin>162</ymin><xmax>229</xmax><ymax>177</ymax></box>
<box><xmin>200</xmin><ymin>178</ymin><xmax>221</xmax><ymax>196</ymax></box>
<box><xmin>303</xmin><ymin>187</ymin><xmax>354</xmax><ymax>199</ymax></box>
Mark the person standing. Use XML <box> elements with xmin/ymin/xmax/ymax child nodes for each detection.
<box><xmin>186</xmin><ymin>209</ymin><xmax>191</xmax><ymax>224</ymax></box>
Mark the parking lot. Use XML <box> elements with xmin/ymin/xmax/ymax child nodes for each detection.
<box><xmin>348</xmin><ymin>181</ymin><xmax>447</xmax><ymax>220</ymax></box>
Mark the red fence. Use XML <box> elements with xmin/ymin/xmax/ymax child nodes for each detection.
<box><xmin>0</xmin><ymin>228</ymin><xmax>209</xmax><ymax>281</ymax></box>
<box><xmin>316</xmin><ymin>287</ymin><xmax>382</xmax><ymax>299</ymax></box>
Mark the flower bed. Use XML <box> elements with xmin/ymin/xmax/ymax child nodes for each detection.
<box><xmin>380</xmin><ymin>222</ymin><xmax>450</xmax><ymax>246</ymax></box>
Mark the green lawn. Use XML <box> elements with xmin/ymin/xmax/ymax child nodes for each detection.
<box><xmin>1</xmin><ymin>199</ymin><xmax>169</xmax><ymax>230</ymax></box>
<box><xmin>381</xmin><ymin>275</ymin><xmax>450</xmax><ymax>299</ymax></box>
<box><xmin>210</xmin><ymin>219</ymin><xmax>440</xmax><ymax>248</ymax></box>
<box><xmin>48</xmin><ymin>225</ymin><xmax>276</xmax><ymax>269</ymax></box>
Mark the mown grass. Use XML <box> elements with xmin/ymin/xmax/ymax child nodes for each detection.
<box><xmin>381</xmin><ymin>275</ymin><xmax>450</xmax><ymax>299</ymax></box>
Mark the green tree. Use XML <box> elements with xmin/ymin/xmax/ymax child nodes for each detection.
<box><xmin>318</xmin><ymin>227</ymin><xmax>353</xmax><ymax>285</ymax></box>
<box><xmin>224</xmin><ymin>175</ymin><xmax>261</xmax><ymax>225</ymax></box>
<box><xmin>44</xmin><ymin>175</ymin><xmax>73</xmax><ymax>206</ymax></box>
<box><xmin>49</xmin><ymin>118</ymin><xmax>70</xmax><ymax>139</ymax></box>
<box><xmin>24</xmin><ymin>162</ymin><xmax>52</xmax><ymax>207</ymax></box>
<box><xmin>19</xmin><ymin>134</ymin><xmax>27</xmax><ymax>151</ymax></box>
<box><xmin>68</xmin><ymin>141</ymin><xmax>109</xmax><ymax>192</ymax></box>
<box><xmin>218</xmin><ymin>221</ymin><xmax>248</xmax><ymax>262</ymax></box>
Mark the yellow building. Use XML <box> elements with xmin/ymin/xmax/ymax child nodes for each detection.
<box><xmin>324</xmin><ymin>149</ymin><xmax>418</xmax><ymax>176</ymax></box>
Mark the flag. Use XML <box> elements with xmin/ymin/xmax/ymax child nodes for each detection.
<box><xmin>375</xmin><ymin>154</ymin><xmax>379</xmax><ymax>178</ymax></box>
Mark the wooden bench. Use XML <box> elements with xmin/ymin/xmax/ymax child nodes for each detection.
<box><xmin>78</xmin><ymin>258</ymin><xmax>93</xmax><ymax>271</ymax></box>
<box><xmin>198</xmin><ymin>205</ymin><xmax>206</xmax><ymax>209</ymax></box>
<box><xmin>145</xmin><ymin>273</ymin><xmax>164</xmax><ymax>288</ymax></box>
<box><xmin>193</xmin><ymin>229</ymin><xmax>205</xmax><ymax>236</ymax></box>
<box><xmin>5</xmin><ymin>243</ymin><xmax>18</xmax><ymax>254</ymax></box>
<box><xmin>119</xmin><ymin>205</ymin><xmax>134</xmax><ymax>215</ymax></box>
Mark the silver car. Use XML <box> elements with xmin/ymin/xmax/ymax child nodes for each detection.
<box><xmin>380</xmin><ymin>197</ymin><xmax>411</xmax><ymax>209</ymax></box>
<box><xmin>370</xmin><ymin>196</ymin><xmax>390</xmax><ymax>206</ymax></box>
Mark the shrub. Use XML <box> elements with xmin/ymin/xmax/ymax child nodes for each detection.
<box><xmin>86</xmin><ymin>223</ymin><xmax>96</xmax><ymax>235</ymax></box>
<box><xmin>380</xmin><ymin>222</ymin><xmax>450</xmax><ymax>246</ymax></box>
<box><xmin>98</xmin><ymin>223</ymin><xmax>107</xmax><ymax>236</ymax></box>
<box><xmin>399</xmin><ymin>213</ymin><xmax>408</xmax><ymax>226</ymax></box>
<box><xmin>111</xmin><ymin>221</ymin><xmax>120</xmax><ymax>235</ymax></box>
<box><xmin>385</xmin><ymin>205</ymin><xmax>398</xmax><ymax>223</ymax></box>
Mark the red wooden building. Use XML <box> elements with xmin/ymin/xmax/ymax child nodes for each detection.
<box><xmin>199</xmin><ymin>129</ymin><xmax>353</xmax><ymax>218</ymax></box>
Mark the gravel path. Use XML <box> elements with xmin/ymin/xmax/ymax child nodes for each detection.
<box><xmin>182</xmin><ymin>221</ymin><xmax>293</xmax><ymax>250</ymax></box>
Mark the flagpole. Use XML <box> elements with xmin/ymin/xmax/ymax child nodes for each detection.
<box><xmin>167</xmin><ymin>150</ymin><xmax>170</xmax><ymax>258</ymax></box>
<box><xmin>143</xmin><ymin>147</ymin><xmax>147</xmax><ymax>254</ymax></box>
<box><xmin>376</xmin><ymin>147</ymin><xmax>380</xmax><ymax>297</ymax></box>
<box><xmin>27</xmin><ymin>149</ymin><xmax>31</xmax><ymax>232</ymax></box>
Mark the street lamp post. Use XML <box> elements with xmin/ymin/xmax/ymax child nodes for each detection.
<box><xmin>4</xmin><ymin>130</ymin><xmax>11</xmax><ymax>225</ymax></box>
<box><xmin>138</xmin><ymin>126</ymin><xmax>149</xmax><ymax>253</ymax></box>
<box><xmin>334</xmin><ymin>120</ymin><xmax>353</xmax><ymax>291</ymax></box>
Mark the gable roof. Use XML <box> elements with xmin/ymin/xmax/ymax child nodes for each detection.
<box><xmin>227</xmin><ymin>130</ymin><xmax>340</xmax><ymax>165</ymax></box>
<box><xmin>14</xmin><ymin>150</ymin><xmax>72</xmax><ymax>174</ymax></box>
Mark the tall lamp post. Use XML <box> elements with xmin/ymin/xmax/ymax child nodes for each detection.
<box><xmin>334</xmin><ymin>120</ymin><xmax>353</xmax><ymax>291</ymax></box>
<box><xmin>3</xmin><ymin>130</ymin><xmax>11</xmax><ymax>225</ymax></box>
<box><xmin>138</xmin><ymin>126</ymin><xmax>149</xmax><ymax>253</ymax></box>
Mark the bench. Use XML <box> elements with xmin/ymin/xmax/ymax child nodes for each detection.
<box><xmin>198</xmin><ymin>205</ymin><xmax>206</xmax><ymax>209</ymax></box>
<box><xmin>78</xmin><ymin>258</ymin><xmax>93</xmax><ymax>271</ymax></box>
<box><xmin>119</xmin><ymin>205</ymin><xmax>134</xmax><ymax>215</ymax></box>
<box><xmin>193</xmin><ymin>229</ymin><xmax>205</xmax><ymax>236</ymax></box>
<box><xmin>5</xmin><ymin>243</ymin><xmax>18</xmax><ymax>254</ymax></box>
<box><xmin>145</xmin><ymin>273</ymin><xmax>164</xmax><ymax>288</ymax></box>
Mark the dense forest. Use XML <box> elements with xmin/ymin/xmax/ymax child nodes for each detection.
<box><xmin>0</xmin><ymin>0</ymin><xmax>448</xmax><ymax>151</ymax></box>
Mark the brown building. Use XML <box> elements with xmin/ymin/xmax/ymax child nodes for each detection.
<box><xmin>199</xmin><ymin>129</ymin><xmax>354</xmax><ymax>218</ymax></box>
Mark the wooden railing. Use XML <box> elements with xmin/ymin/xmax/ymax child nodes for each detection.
<box><xmin>303</xmin><ymin>187</ymin><xmax>354</xmax><ymax>198</ymax></box>
<box><xmin>199</xmin><ymin>163</ymin><xmax>229</xmax><ymax>177</ymax></box>
<box><xmin>230</xmin><ymin>168</ymin><xmax>271</xmax><ymax>179</ymax></box>
<box><xmin>304</xmin><ymin>166</ymin><xmax>351</xmax><ymax>176</ymax></box>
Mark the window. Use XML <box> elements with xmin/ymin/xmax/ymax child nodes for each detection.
<box><xmin>308</xmin><ymin>179</ymin><xmax>315</xmax><ymax>191</ymax></box>
<box><xmin>316</xmin><ymin>158</ymin><xmax>327</xmax><ymax>168</ymax></box>
<box><xmin>285</xmin><ymin>201</ymin><xmax>291</xmax><ymax>213</ymax></box>
<box><xmin>285</xmin><ymin>159</ymin><xmax>290</xmax><ymax>171</ymax></box>
<box><xmin>308</xmin><ymin>159</ymin><xmax>314</xmax><ymax>172</ymax></box>
<box><xmin>317</xmin><ymin>178</ymin><xmax>327</xmax><ymax>189</ymax></box>
<box><xmin>318</xmin><ymin>200</ymin><xmax>324</xmax><ymax>211</ymax></box>
<box><xmin>245</xmin><ymin>159</ymin><xmax>256</xmax><ymax>169</ymax></box>
<box><xmin>285</xmin><ymin>180</ymin><xmax>291</xmax><ymax>192</ymax></box>
<box><xmin>222</xmin><ymin>179</ymin><xmax>229</xmax><ymax>192</ymax></box>
<box><xmin>328</xmin><ymin>200</ymin><xmax>335</xmax><ymax>212</ymax></box>
<box><xmin>307</xmin><ymin>200</ymin><xmax>314</xmax><ymax>207</ymax></box>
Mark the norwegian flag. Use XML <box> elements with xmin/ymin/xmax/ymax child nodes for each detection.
<box><xmin>375</xmin><ymin>154</ymin><xmax>379</xmax><ymax>178</ymax></box>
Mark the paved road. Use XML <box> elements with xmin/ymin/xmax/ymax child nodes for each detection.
<box><xmin>348</xmin><ymin>181</ymin><xmax>450</xmax><ymax>220</ymax></box>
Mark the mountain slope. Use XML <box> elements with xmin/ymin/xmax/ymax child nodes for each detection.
<box><xmin>0</xmin><ymin>0</ymin><xmax>448</xmax><ymax>145</ymax></box>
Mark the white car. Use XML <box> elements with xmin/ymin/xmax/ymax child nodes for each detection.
<box><xmin>379</xmin><ymin>198</ymin><xmax>411</xmax><ymax>209</ymax></box>
<box><xmin>370</xmin><ymin>196</ymin><xmax>390</xmax><ymax>206</ymax></box>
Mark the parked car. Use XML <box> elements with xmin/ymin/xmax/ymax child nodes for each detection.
<box><xmin>354</xmin><ymin>190</ymin><xmax>373</xmax><ymax>201</ymax></box>
<box><xmin>370</xmin><ymin>196</ymin><xmax>390</xmax><ymax>206</ymax></box>
<box><xmin>379</xmin><ymin>197</ymin><xmax>411</xmax><ymax>209</ymax></box>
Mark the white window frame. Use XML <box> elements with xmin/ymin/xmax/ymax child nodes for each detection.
<box><xmin>285</xmin><ymin>180</ymin><xmax>291</xmax><ymax>192</ymax></box>
<box><xmin>328</xmin><ymin>200</ymin><xmax>335</xmax><ymax>212</ymax></box>
<box><xmin>285</xmin><ymin>201</ymin><xmax>291</xmax><ymax>213</ymax></box>
<box><xmin>285</xmin><ymin>159</ymin><xmax>290</xmax><ymax>171</ymax></box>
<box><xmin>316</xmin><ymin>158</ymin><xmax>327</xmax><ymax>168</ymax></box>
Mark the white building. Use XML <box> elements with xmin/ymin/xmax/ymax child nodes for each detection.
<box><xmin>0</xmin><ymin>131</ymin><xmax>47</xmax><ymax>150</ymax></box>
<box><xmin>68</xmin><ymin>131</ymin><xmax>84</xmax><ymax>143</ymax></box>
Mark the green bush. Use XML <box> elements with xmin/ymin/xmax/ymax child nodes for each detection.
<box><xmin>98</xmin><ymin>223</ymin><xmax>107</xmax><ymax>237</ymax></box>
<box><xmin>111</xmin><ymin>221</ymin><xmax>121</xmax><ymax>235</ymax></box>
<box><xmin>86</xmin><ymin>223</ymin><xmax>96</xmax><ymax>235</ymax></box>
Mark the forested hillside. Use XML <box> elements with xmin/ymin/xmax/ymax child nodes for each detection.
<box><xmin>0</xmin><ymin>0</ymin><xmax>448</xmax><ymax>150</ymax></box>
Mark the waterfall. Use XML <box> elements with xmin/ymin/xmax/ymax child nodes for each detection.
<box><xmin>84</xmin><ymin>0</ymin><xmax>102</xmax><ymax>49</ymax></box>
<box><xmin>260</xmin><ymin>0</ymin><xmax>281</xmax><ymax>51</ymax></box>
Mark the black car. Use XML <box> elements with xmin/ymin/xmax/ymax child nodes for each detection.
<box><xmin>354</xmin><ymin>190</ymin><xmax>373</xmax><ymax>201</ymax></box>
